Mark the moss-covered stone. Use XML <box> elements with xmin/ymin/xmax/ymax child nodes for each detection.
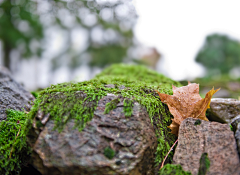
<box><xmin>159</xmin><ymin>164</ymin><xmax>192</xmax><ymax>175</ymax></box>
<box><xmin>26</xmin><ymin>64</ymin><xmax>182</xmax><ymax>171</ymax></box>
<box><xmin>1</xmin><ymin>64</ymin><xmax>181</xmax><ymax>174</ymax></box>
<box><xmin>0</xmin><ymin>109</ymin><xmax>30</xmax><ymax>175</ymax></box>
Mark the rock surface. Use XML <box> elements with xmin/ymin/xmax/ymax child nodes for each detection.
<box><xmin>29</xmin><ymin>94</ymin><xmax>158</xmax><ymax>175</ymax></box>
<box><xmin>0</xmin><ymin>66</ymin><xmax>34</xmax><ymax>120</ymax></box>
<box><xmin>173</xmin><ymin>118</ymin><xmax>240</xmax><ymax>175</ymax></box>
<box><xmin>208</xmin><ymin>98</ymin><xmax>240</xmax><ymax>123</ymax></box>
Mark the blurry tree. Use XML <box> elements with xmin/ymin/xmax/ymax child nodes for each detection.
<box><xmin>0</xmin><ymin>0</ymin><xmax>43</xmax><ymax>70</ymax></box>
<box><xmin>0</xmin><ymin>0</ymin><xmax>137</xmax><ymax>72</ymax></box>
<box><xmin>49</xmin><ymin>0</ymin><xmax>137</xmax><ymax>71</ymax></box>
<box><xmin>196</xmin><ymin>34</ymin><xmax>240</xmax><ymax>75</ymax></box>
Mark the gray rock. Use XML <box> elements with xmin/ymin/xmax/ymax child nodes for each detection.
<box><xmin>0</xmin><ymin>66</ymin><xmax>34</xmax><ymax>120</ymax></box>
<box><xmin>29</xmin><ymin>94</ymin><xmax>157</xmax><ymax>175</ymax></box>
<box><xmin>208</xmin><ymin>98</ymin><xmax>240</xmax><ymax>123</ymax></box>
<box><xmin>173</xmin><ymin>118</ymin><xmax>240</xmax><ymax>175</ymax></box>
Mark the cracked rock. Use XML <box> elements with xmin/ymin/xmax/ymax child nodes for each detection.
<box><xmin>29</xmin><ymin>94</ymin><xmax>158</xmax><ymax>175</ymax></box>
<box><xmin>173</xmin><ymin>118</ymin><xmax>240</xmax><ymax>175</ymax></box>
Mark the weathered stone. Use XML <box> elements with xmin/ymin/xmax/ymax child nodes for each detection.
<box><xmin>29</xmin><ymin>94</ymin><xmax>157</xmax><ymax>175</ymax></box>
<box><xmin>0</xmin><ymin>66</ymin><xmax>34</xmax><ymax>120</ymax></box>
<box><xmin>173</xmin><ymin>118</ymin><xmax>240</xmax><ymax>175</ymax></box>
<box><xmin>208</xmin><ymin>98</ymin><xmax>240</xmax><ymax>123</ymax></box>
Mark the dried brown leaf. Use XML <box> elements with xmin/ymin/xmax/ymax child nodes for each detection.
<box><xmin>156</xmin><ymin>82</ymin><xmax>220</xmax><ymax>136</ymax></box>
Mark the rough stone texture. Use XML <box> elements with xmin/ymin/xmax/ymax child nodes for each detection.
<box><xmin>0</xmin><ymin>66</ymin><xmax>34</xmax><ymax>120</ymax></box>
<box><xmin>208</xmin><ymin>98</ymin><xmax>240</xmax><ymax>123</ymax></box>
<box><xmin>173</xmin><ymin>118</ymin><xmax>240</xmax><ymax>175</ymax></box>
<box><xmin>29</xmin><ymin>94</ymin><xmax>158</xmax><ymax>175</ymax></box>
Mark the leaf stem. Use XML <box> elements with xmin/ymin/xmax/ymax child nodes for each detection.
<box><xmin>160</xmin><ymin>139</ymin><xmax>178</xmax><ymax>169</ymax></box>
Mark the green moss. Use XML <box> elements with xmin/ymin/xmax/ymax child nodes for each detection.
<box><xmin>123</xmin><ymin>98</ymin><xmax>134</xmax><ymax>117</ymax></box>
<box><xmin>104</xmin><ymin>98</ymin><xmax>120</xmax><ymax>114</ymax></box>
<box><xmin>198</xmin><ymin>153</ymin><xmax>210</xmax><ymax>175</ymax></box>
<box><xmin>194</xmin><ymin>119</ymin><xmax>201</xmax><ymax>126</ymax></box>
<box><xmin>104</xmin><ymin>147</ymin><xmax>115</xmax><ymax>159</ymax></box>
<box><xmin>229</xmin><ymin>124</ymin><xmax>234</xmax><ymax>132</ymax></box>
<box><xmin>31</xmin><ymin>91</ymin><xmax>39</xmax><ymax>98</ymax></box>
<box><xmin>27</xmin><ymin>64</ymin><xmax>182</xmax><ymax>170</ymax></box>
<box><xmin>159</xmin><ymin>164</ymin><xmax>192</xmax><ymax>175</ymax></box>
<box><xmin>0</xmin><ymin>109</ymin><xmax>30</xmax><ymax>175</ymax></box>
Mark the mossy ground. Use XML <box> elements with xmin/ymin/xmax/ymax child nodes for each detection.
<box><xmin>0</xmin><ymin>109</ymin><xmax>30</xmax><ymax>175</ymax></box>
<box><xmin>2</xmin><ymin>64</ymin><xmax>182</xmax><ymax>174</ymax></box>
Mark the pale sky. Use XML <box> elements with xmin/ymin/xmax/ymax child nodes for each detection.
<box><xmin>134</xmin><ymin>0</ymin><xmax>240</xmax><ymax>80</ymax></box>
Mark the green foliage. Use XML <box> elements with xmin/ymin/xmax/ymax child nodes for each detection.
<box><xmin>104</xmin><ymin>147</ymin><xmax>115</xmax><ymax>159</ymax></box>
<box><xmin>159</xmin><ymin>164</ymin><xmax>192</xmax><ymax>175</ymax></box>
<box><xmin>196</xmin><ymin>34</ymin><xmax>240</xmax><ymax>75</ymax></box>
<box><xmin>0</xmin><ymin>0</ymin><xmax>43</xmax><ymax>67</ymax></box>
<box><xmin>27</xmin><ymin>64</ymin><xmax>181</xmax><ymax>167</ymax></box>
<box><xmin>0</xmin><ymin>109</ymin><xmax>30</xmax><ymax>175</ymax></box>
<box><xmin>47</xmin><ymin>0</ymin><xmax>136</xmax><ymax>70</ymax></box>
<box><xmin>198</xmin><ymin>153</ymin><xmax>210</xmax><ymax>175</ymax></box>
<box><xmin>1</xmin><ymin>0</ymin><xmax>136</xmax><ymax>71</ymax></box>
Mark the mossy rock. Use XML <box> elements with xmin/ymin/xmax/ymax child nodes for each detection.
<box><xmin>1</xmin><ymin>64</ymin><xmax>182</xmax><ymax>174</ymax></box>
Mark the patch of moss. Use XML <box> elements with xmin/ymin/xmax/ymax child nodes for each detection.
<box><xmin>0</xmin><ymin>109</ymin><xmax>30</xmax><ymax>175</ymax></box>
<box><xmin>159</xmin><ymin>164</ymin><xmax>192</xmax><ymax>175</ymax></box>
<box><xmin>123</xmin><ymin>98</ymin><xmax>134</xmax><ymax>117</ymax></box>
<box><xmin>194</xmin><ymin>119</ymin><xmax>201</xmax><ymax>126</ymax></box>
<box><xmin>104</xmin><ymin>98</ymin><xmax>120</xmax><ymax>114</ymax></box>
<box><xmin>104</xmin><ymin>147</ymin><xmax>115</xmax><ymax>159</ymax></box>
<box><xmin>27</xmin><ymin>64</ymin><xmax>182</xmax><ymax>170</ymax></box>
<box><xmin>198</xmin><ymin>153</ymin><xmax>210</xmax><ymax>175</ymax></box>
<box><xmin>229</xmin><ymin>124</ymin><xmax>234</xmax><ymax>132</ymax></box>
<box><xmin>31</xmin><ymin>91</ymin><xmax>39</xmax><ymax>98</ymax></box>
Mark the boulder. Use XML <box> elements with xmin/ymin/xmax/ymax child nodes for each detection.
<box><xmin>208</xmin><ymin>98</ymin><xmax>240</xmax><ymax>123</ymax></box>
<box><xmin>0</xmin><ymin>66</ymin><xmax>34</xmax><ymax>120</ymax></box>
<box><xmin>26</xmin><ymin>64</ymin><xmax>180</xmax><ymax>175</ymax></box>
<box><xmin>173</xmin><ymin>118</ymin><xmax>240</xmax><ymax>175</ymax></box>
<box><xmin>29</xmin><ymin>94</ymin><xmax>157</xmax><ymax>175</ymax></box>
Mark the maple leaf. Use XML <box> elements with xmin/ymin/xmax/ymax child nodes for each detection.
<box><xmin>156</xmin><ymin>82</ymin><xmax>220</xmax><ymax>136</ymax></box>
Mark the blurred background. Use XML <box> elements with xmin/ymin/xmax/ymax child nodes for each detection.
<box><xmin>0</xmin><ymin>0</ymin><xmax>240</xmax><ymax>98</ymax></box>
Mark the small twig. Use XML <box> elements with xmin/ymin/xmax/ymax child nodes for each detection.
<box><xmin>9</xmin><ymin>126</ymin><xmax>21</xmax><ymax>159</ymax></box>
<box><xmin>160</xmin><ymin>139</ymin><xmax>178</xmax><ymax>169</ymax></box>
